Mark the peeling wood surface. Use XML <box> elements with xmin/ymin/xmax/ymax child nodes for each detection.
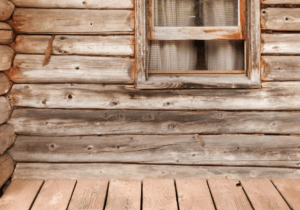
<box><xmin>8</xmin><ymin>54</ymin><xmax>134</xmax><ymax>84</ymax></box>
<box><xmin>0</xmin><ymin>45</ymin><xmax>14</xmax><ymax>71</ymax></box>
<box><xmin>9</xmin><ymin>82</ymin><xmax>300</xmax><ymax>110</ymax></box>
<box><xmin>0</xmin><ymin>153</ymin><xmax>14</xmax><ymax>189</ymax></box>
<box><xmin>261</xmin><ymin>34</ymin><xmax>300</xmax><ymax>54</ymax></box>
<box><xmin>13</xmin><ymin>163</ymin><xmax>300</xmax><ymax>180</ymax></box>
<box><xmin>10</xmin><ymin>9</ymin><xmax>134</xmax><ymax>34</ymax></box>
<box><xmin>12</xmin><ymin>35</ymin><xmax>135</xmax><ymax>56</ymax></box>
<box><xmin>0</xmin><ymin>124</ymin><xmax>15</xmax><ymax>155</ymax></box>
<box><xmin>0</xmin><ymin>0</ymin><xmax>15</xmax><ymax>21</ymax></box>
<box><xmin>8</xmin><ymin>135</ymin><xmax>300</xmax><ymax>168</ymax></box>
<box><xmin>0</xmin><ymin>97</ymin><xmax>12</xmax><ymax>125</ymax></box>
<box><xmin>0</xmin><ymin>73</ymin><xmax>12</xmax><ymax>95</ymax></box>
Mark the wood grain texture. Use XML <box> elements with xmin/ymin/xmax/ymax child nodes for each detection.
<box><xmin>241</xmin><ymin>179</ymin><xmax>290</xmax><ymax>210</ymax></box>
<box><xmin>12</xmin><ymin>35</ymin><xmax>135</xmax><ymax>56</ymax></box>
<box><xmin>10</xmin><ymin>9</ymin><xmax>134</xmax><ymax>34</ymax></box>
<box><xmin>261</xmin><ymin>34</ymin><xmax>300</xmax><ymax>54</ymax></box>
<box><xmin>68</xmin><ymin>179</ymin><xmax>108</xmax><ymax>210</ymax></box>
<box><xmin>0</xmin><ymin>153</ymin><xmax>14</xmax><ymax>189</ymax></box>
<box><xmin>176</xmin><ymin>179</ymin><xmax>215</xmax><ymax>210</ymax></box>
<box><xmin>0</xmin><ymin>22</ymin><xmax>12</xmax><ymax>30</ymax></box>
<box><xmin>143</xmin><ymin>179</ymin><xmax>177</xmax><ymax>210</ymax></box>
<box><xmin>11</xmin><ymin>0</ymin><xmax>134</xmax><ymax>9</ymax></box>
<box><xmin>0</xmin><ymin>45</ymin><xmax>14</xmax><ymax>71</ymax></box>
<box><xmin>208</xmin><ymin>179</ymin><xmax>252</xmax><ymax>210</ymax></box>
<box><xmin>0</xmin><ymin>124</ymin><xmax>15</xmax><ymax>155</ymax></box>
<box><xmin>0</xmin><ymin>30</ymin><xmax>14</xmax><ymax>45</ymax></box>
<box><xmin>105</xmin><ymin>179</ymin><xmax>141</xmax><ymax>210</ymax></box>
<box><xmin>0</xmin><ymin>179</ymin><xmax>43</xmax><ymax>210</ymax></box>
<box><xmin>10</xmin><ymin>82</ymin><xmax>300</xmax><ymax>110</ymax></box>
<box><xmin>8</xmin><ymin>135</ymin><xmax>300</xmax><ymax>168</ymax></box>
<box><xmin>31</xmin><ymin>179</ymin><xmax>76</xmax><ymax>210</ymax></box>
<box><xmin>0</xmin><ymin>0</ymin><xmax>15</xmax><ymax>21</ymax></box>
<box><xmin>272</xmin><ymin>179</ymin><xmax>300</xmax><ymax>210</ymax></box>
<box><xmin>13</xmin><ymin>163</ymin><xmax>300</xmax><ymax>180</ymax></box>
<box><xmin>0</xmin><ymin>97</ymin><xmax>12</xmax><ymax>125</ymax></box>
<box><xmin>0</xmin><ymin>73</ymin><xmax>12</xmax><ymax>95</ymax></box>
<box><xmin>8</xmin><ymin>55</ymin><xmax>133</xmax><ymax>84</ymax></box>
<box><xmin>262</xmin><ymin>0</ymin><xmax>300</xmax><ymax>4</ymax></box>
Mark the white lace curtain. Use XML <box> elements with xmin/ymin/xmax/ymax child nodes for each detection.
<box><xmin>148</xmin><ymin>0</ymin><xmax>244</xmax><ymax>71</ymax></box>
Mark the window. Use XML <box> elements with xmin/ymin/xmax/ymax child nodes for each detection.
<box><xmin>135</xmin><ymin>0</ymin><xmax>261</xmax><ymax>89</ymax></box>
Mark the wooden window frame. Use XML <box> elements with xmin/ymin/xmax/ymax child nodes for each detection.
<box><xmin>135</xmin><ymin>0</ymin><xmax>261</xmax><ymax>89</ymax></box>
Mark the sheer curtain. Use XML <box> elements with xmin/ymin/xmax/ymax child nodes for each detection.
<box><xmin>148</xmin><ymin>0</ymin><xmax>244</xmax><ymax>71</ymax></box>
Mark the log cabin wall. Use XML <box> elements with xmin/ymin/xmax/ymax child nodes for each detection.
<box><xmin>1</xmin><ymin>0</ymin><xmax>300</xmax><ymax>179</ymax></box>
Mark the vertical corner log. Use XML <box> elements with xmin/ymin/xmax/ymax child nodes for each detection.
<box><xmin>0</xmin><ymin>23</ymin><xmax>14</xmax><ymax>45</ymax></box>
<box><xmin>0</xmin><ymin>153</ymin><xmax>15</xmax><ymax>189</ymax></box>
<box><xmin>0</xmin><ymin>0</ymin><xmax>15</xmax><ymax>21</ymax></box>
<box><xmin>0</xmin><ymin>124</ymin><xmax>15</xmax><ymax>155</ymax></box>
<box><xmin>0</xmin><ymin>97</ymin><xmax>12</xmax><ymax>125</ymax></box>
<box><xmin>0</xmin><ymin>45</ymin><xmax>14</xmax><ymax>71</ymax></box>
<box><xmin>0</xmin><ymin>73</ymin><xmax>12</xmax><ymax>95</ymax></box>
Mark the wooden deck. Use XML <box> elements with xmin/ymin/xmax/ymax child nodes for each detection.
<box><xmin>0</xmin><ymin>179</ymin><xmax>299</xmax><ymax>210</ymax></box>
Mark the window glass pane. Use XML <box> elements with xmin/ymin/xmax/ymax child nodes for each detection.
<box><xmin>153</xmin><ymin>0</ymin><xmax>239</xmax><ymax>27</ymax></box>
<box><xmin>148</xmin><ymin>40</ymin><xmax>244</xmax><ymax>71</ymax></box>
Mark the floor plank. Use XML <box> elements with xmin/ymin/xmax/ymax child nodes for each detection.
<box><xmin>0</xmin><ymin>179</ymin><xmax>43</xmax><ymax>210</ymax></box>
<box><xmin>272</xmin><ymin>179</ymin><xmax>300</xmax><ymax>210</ymax></box>
<box><xmin>208</xmin><ymin>179</ymin><xmax>252</xmax><ymax>210</ymax></box>
<box><xmin>105</xmin><ymin>179</ymin><xmax>141</xmax><ymax>210</ymax></box>
<box><xmin>31</xmin><ymin>179</ymin><xmax>76</xmax><ymax>210</ymax></box>
<box><xmin>68</xmin><ymin>179</ymin><xmax>108</xmax><ymax>210</ymax></box>
<box><xmin>143</xmin><ymin>178</ymin><xmax>178</xmax><ymax>210</ymax></box>
<box><xmin>241</xmin><ymin>179</ymin><xmax>290</xmax><ymax>210</ymax></box>
<box><xmin>176</xmin><ymin>179</ymin><xmax>215</xmax><ymax>210</ymax></box>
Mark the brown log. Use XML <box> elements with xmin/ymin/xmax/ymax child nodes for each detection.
<box><xmin>261</xmin><ymin>34</ymin><xmax>300</xmax><ymax>54</ymax></box>
<box><xmin>0</xmin><ymin>45</ymin><xmax>14</xmax><ymax>71</ymax></box>
<box><xmin>0</xmin><ymin>153</ymin><xmax>14</xmax><ymax>189</ymax></box>
<box><xmin>0</xmin><ymin>23</ymin><xmax>14</xmax><ymax>45</ymax></box>
<box><xmin>0</xmin><ymin>0</ymin><xmax>15</xmax><ymax>21</ymax></box>
<box><xmin>0</xmin><ymin>97</ymin><xmax>12</xmax><ymax>125</ymax></box>
<box><xmin>0</xmin><ymin>73</ymin><xmax>12</xmax><ymax>95</ymax></box>
<box><xmin>0</xmin><ymin>124</ymin><xmax>15</xmax><ymax>155</ymax></box>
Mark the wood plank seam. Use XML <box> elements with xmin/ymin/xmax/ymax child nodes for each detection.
<box><xmin>29</xmin><ymin>180</ymin><xmax>45</xmax><ymax>210</ymax></box>
<box><xmin>270</xmin><ymin>180</ymin><xmax>293</xmax><ymax>209</ymax></box>
<box><xmin>66</xmin><ymin>180</ymin><xmax>78</xmax><ymax>210</ymax></box>
<box><xmin>239</xmin><ymin>181</ymin><xmax>255</xmax><ymax>210</ymax></box>
<box><xmin>173</xmin><ymin>179</ymin><xmax>180</xmax><ymax>210</ymax></box>
<box><xmin>206</xmin><ymin>179</ymin><xmax>218</xmax><ymax>210</ymax></box>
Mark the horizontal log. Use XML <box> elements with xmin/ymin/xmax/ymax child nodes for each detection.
<box><xmin>262</xmin><ymin>8</ymin><xmax>300</xmax><ymax>31</ymax></box>
<box><xmin>0</xmin><ymin>31</ymin><xmax>14</xmax><ymax>45</ymax></box>
<box><xmin>11</xmin><ymin>35</ymin><xmax>134</xmax><ymax>56</ymax></box>
<box><xmin>0</xmin><ymin>23</ymin><xmax>12</xmax><ymax>30</ymax></box>
<box><xmin>0</xmin><ymin>97</ymin><xmax>12</xmax><ymax>125</ymax></box>
<box><xmin>261</xmin><ymin>34</ymin><xmax>300</xmax><ymax>54</ymax></box>
<box><xmin>9</xmin><ymin>9</ymin><xmax>134</xmax><ymax>34</ymax></box>
<box><xmin>262</xmin><ymin>56</ymin><xmax>300</xmax><ymax>81</ymax></box>
<box><xmin>11</xmin><ymin>0</ymin><xmax>133</xmax><ymax>9</ymax></box>
<box><xmin>7</xmin><ymin>55</ymin><xmax>133</xmax><ymax>84</ymax></box>
<box><xmin>13</xmin><ymin>163</ymin><xmax>300</xmax><ymax>180</ymax></box>
<box><xmin>0</xmin><ymin>153</ymin><xmax>14</xmax><ymax>188</ymax></box>
<box><xmin>8</xmin><ymin>82</ymin><xmax>300</xmax><ymax>110</ymax></box>
<box><xmin>9</xmin><ymin>109</ymin><xmax>300</xmax><ymax>135</ymax></box>
<box><xmin>0</xmin><ymin>124</ymin><xmax>15</xmax><ymax>155</ymax></box>
<box><xmin>8</xmin><ymin>135</ymin><xmax>300</xmax><ymax>168</ymax></box>
<box><xmin>0</xmin><ymin>45</ymin><xmax>14</xmax><ymax>71</ymax></box>
<box><xmin>262</xmin><ymin>0</ymin><xmax>300</xmax><ymax>4</ymax></box>
<box><xmin>0</xmin><ymin>73</ymin><xmax>12</xmax><ymax>95</ymax></box>
<box><xmin>0</xmin><ymin>0</ymin><xmax>15</xmax><ymax>21</ymax></box>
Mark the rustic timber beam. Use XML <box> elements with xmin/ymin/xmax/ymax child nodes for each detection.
<box><xmin>0</xmin><ymin>153</ymin><xmax>14</xmax><ymax>189</ymax></box>
<box><xmin>0</xmin><ymin>23</ymin><xmax>14</xmax><ymax>45</ymax></box>
<box><xmin>261</xmin><ymin>34</ymin><xmax>300</xmax><ymax>55</ymax></box>
<box><xmin>0</xmin><ymin>0</ymin><xmax>14</xmax><ymax>21</ymax></box>
<box><xmin>0</xmin><ymin>73</ymin><xmax>11</xmax><ymax>95</ymax></box>
<box><xmin>0</xmin><ymin>124</ymin><xmax>15</xmax><ymax>155</ymax></box>
<box><xmin>262</xmin><ymin>0</ymin><xmax>300</xmax><ymax>4</ymax></box>
<box><xmin>0</xmin><ymin>97</ymin><xmax>12</xmax><ymax>125</ymax></box>
<box><xmin>0</xmin><ymin>45</ymin><xmax>14</xmax><ymax>71</ymax></box>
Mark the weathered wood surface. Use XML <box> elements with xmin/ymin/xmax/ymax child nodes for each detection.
<box><xmin>0</xmin><ymin>124</ymin><xmax>15</xmax><ymax>155</ymax></box>
<box><xmin>8</xmin><ymin>55</ymin><xmax>134</xmax><ymax>84</ymax></box>
<box><xmin>0</xmin><ymin>179</ymin><xmax>44</xmax><ymax>210</ymax></box>
<box><xmin>12</xmin><ymin>35</ymin><xmax>135</xmax><ymax>56</ymax></box>
<box><xmin>0</xmin><ymin>73</ymin><xmax>12</xmax><ymax>95</ymax></box>
<box><xmin>31</xmin><ymin>179</ymin><xmax>76</xmax><ymax>210</ymax></box>
<box><xmin>143</xmin><ymin>179</ymin><xmax>177</xmax><ymax>210</ymax></box>
<box><xmin>262</xmin><ymin>0</ymin><xmax>300</xmax><ymax>4</ymax></box>
<box><xmin>261</xmin><ymin>8</ymin><xmax>300</xmax><ymax>31</ymax></box>
<box><xmin>105</xmin><ymin>179</ymin><xmax>141</xmax><ymax>210</ymax></box>
<box><xmin>10</xmin><ymin>9</ymin><xmax>134</xmax><ymax>34</ymax></box>
<box><xmin>272</xmin><ymin>179</ymin><xmax>300</xmax><ymax>210</ymax></box>
<box><xmin>0</xmin><ymin>153</ymin><xmax>14</xmax><ymax>189</ymax></box>
<box><xmin>208</xmin><ymin>179</ymin><xmax>252</xmax><ymax>210</ymax></box>
<box><xmin>10</xmin><ymin>82</ymin><xmax>300</xmax><ymax>110</ymax></box>
<box><xmin>0</xmin><ymin>45</ymin><xmax>14</xmax><ymax>71</ymax></box>
<box><xmin>262</xmin><ymin>56</ymin><xmax>300</xmax><ymax>81</ymax></box>
<box><xmin>261</xmin><ymin>34</ymin><xmax>300</xmax><ymax>54</ymax></box>
<box><xmin>0</xmin><ymin>97</ymin><xmax>12</xmax><ymax>125</ymax></box>
<box><xmin>11</xmin><ymin>0</ymin><xmax>134</xmax><ymax>9</ymax></box>
<box><xmin>0</xmin><ymin>22</ymin><xmax>11</xmax><ymax>30</ymax></box>
<box><xmin>13</xmin><ymin>163</ymin><xmax>300</xmax><ymax>180</ymax></box>
<box><xmin>9</xmin><ymin>109</ymin><xmax>300</xmax><ymax>135</ymax></box>
<box><xmin>68</xmin><ymin>179</ymin><xmax>108</xmax><ymax>210</ymax></box>
<box><xmin>241</xmin><ymin>179</ymin><xmax>290</xmax><ymax>210</ymax></box>
<box><xmin>0</xmin><ymin>0</ymin><xmax>15</xmax><ymax>21</ymax></box>
<box><xmin>0</xmin><ymin>30</ymin><xmax>14</xmax><ymax>45</ymax></box>
<box><xmin>176</xmin><ymin>179</ymin><xmax>215</xmax><ymax>210</ymax></box>
<box><xmin>8</xmin><ymin>135</ymin><xmax>300</xmax><ymax>168</ymax></box>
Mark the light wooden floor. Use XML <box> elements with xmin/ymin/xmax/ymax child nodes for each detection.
<box><xmin>0</xmin><ymin>179</ymin><xmax>299</xmax><ymax>210</ymax></box>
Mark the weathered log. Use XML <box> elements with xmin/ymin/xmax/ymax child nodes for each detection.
<box><xmin>262</xmin><ymin>8</ymin><xmax>300</xmax><ymax>31</ymax></box>
<box><xmin>261</xmin><ymin>34</ymin><xmax>300</xmax><ymax>54</ymax></box>
<box><xmin>0</xmin><ymin>73</ymin><xmax>12</xmax><ymax>95</ymax></box>
<box><xmin>8</xmin><ymin>135</ymin><xmax>300</xmax><ymax>168</ymax></box>
<box><xmin>0</xmin><ymin>97</ymin><xmax>11</xmax><ymax>125</ymax></box>
<box><xmin>0</xmin><ymin>124</ymin><xmax>15</xmax><ymax>155</ymax></box>
<box><xmin>9</xmin><ymin>9</ymin><xmax>134</xmax><ymax>34</ymax></box>
<box><xmin>262</xmin><ymin>56</ymin><xmax>300</xmax><ymax>81</ymax></box>
<box><xmin>9</xmin><ymin>109</ymin><xmax>300</xmax><ymax>135</ymax></box>
<box><xmin>0</xmin><ymin>153</ymin><xmax>14</xmax><ymax>188</ymax></box>
<box><xmin>0</xmin><ymin>45</ymin><xmax>14</xmax><ymax>71</ymax></box>
<box><xmin>262</xmin><ymin>0</ymin><xmax>300</xmax><ymax>4</ymax></box>
<box><xmin>8</xmin><ymin>82</ymin><xmax>300</xmax><ymax>110</ymax></box>
<box><xmin>11</xmin><ymin>35</ymin><xmax>134</xmax><ymax>56</ymax></box>
<box><xmin>13</xmin><ymin>163</ymin><xmax>300</xmax><ymax>180</ymax></box>
<box><xmin>7</xmin><ymin>54</ymin><xmax>133</xmax><ymax>84</ymax></box>
<box><xmin>0</xmin><ymin>0</ymin><xmax>15</xmax><ymax>21</ymax></box>
<box><xmin>0</xmin><ymin>23</ymin><xmax>14</xmax><ymax>45</ymax></box>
